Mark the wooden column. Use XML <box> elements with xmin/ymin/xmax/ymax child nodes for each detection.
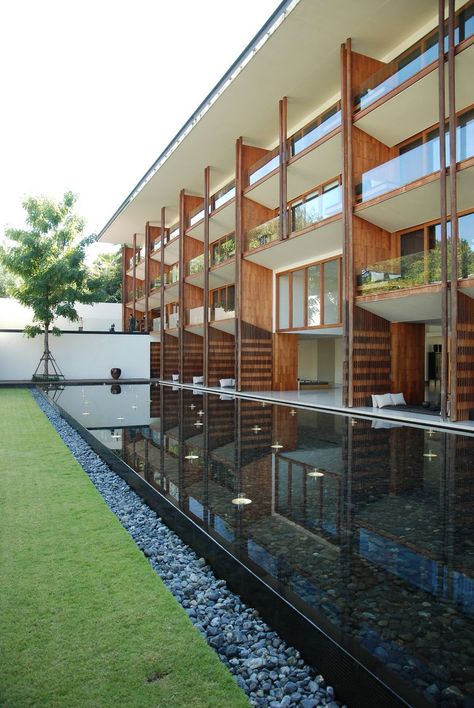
<box><xmin>160</xmin><ymin>207</ymin><xmax>166</xmax><ymax>381</ymax></box>
<box><xmin>203</xmin><ymin>167</ymin><xmax>210</xmax><ymax>386</ymax></box>
<box><xmin>448</xmin><ymin>0</ymin><xmax>458</xmax><ymax>421</ymax></box>
<box><xmin>144</xmin><ymin>222</ymin><xmax>150</xmax><ymax>332</ymax></box>
<box><xmin>439</xmin><ymin>0</ymin><xmax>449</xmax><ymax>420</ymax></box>
<box><xmin>341</xmin><ymin>40</ymin><xmax>354</xmax><ymax>407</ymax></box>
<box><xmin>235</xmin><ymin>137</ymin><xmax>244</xmax><ymax>392</ymax></box>
<box><xmin>178</xmin><ymin>189</ymin><xmax>185</xmax><ymax>381</ymax></box>
<box><xmin>279</xmin><ymin>97</ymin><xmax>288</xmax><ymax>240</ymax></box>
<box><xmin>132</xmin><ymin>233</ymin><xmax>137</xmax><ymax>324</ymax></box>
<box><xmin>121</xmin><ymin>245</ymin><xmax>127</xmax><ymax>331</ymax></box>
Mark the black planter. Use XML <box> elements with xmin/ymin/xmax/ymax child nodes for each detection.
<box><xmin>111</xmin><ymin>368</ymin><xmax>121</xmax><ymax>380</ymax></box>
<box><xmin>110</xmin><ymin>384</ymin><xmax>122</xmax><ymax>395</ymax></box>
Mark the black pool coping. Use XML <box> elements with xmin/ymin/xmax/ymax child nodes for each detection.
<box><xmin>36</xmin><ymin>386</ymin><xmax>423</xmax><ymax>708</ymax></box>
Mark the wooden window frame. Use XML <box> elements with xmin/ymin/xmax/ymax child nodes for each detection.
<box><xmin>276</xmin><ymin>255</ymin><xmax>342</xmax><ymax>332</ymax></box>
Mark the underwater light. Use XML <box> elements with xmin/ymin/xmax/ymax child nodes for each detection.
<box><xmin>232</xmin><ymin>493</ymin><xmax>252</xmax><ymax>506</ymax></box>
<box><xmin>307</xmin><ymin>468</ymin><xmax>324</xmax><ymax>477</ymax></box>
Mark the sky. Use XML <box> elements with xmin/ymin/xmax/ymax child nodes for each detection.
<box><xmin>0</xmin><ymin>0</ymin><xmax>280</xmax><ymax>260</ymax></box>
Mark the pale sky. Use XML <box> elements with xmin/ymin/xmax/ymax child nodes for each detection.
<box><xmin>0</xmin><ymin>0</ymin><xmax>280</xmax><ymax>259</ymax></box>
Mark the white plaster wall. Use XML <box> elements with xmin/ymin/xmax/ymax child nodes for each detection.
<box><xmin>0</xmin><ymin>332</ymin><xmax>150</xmax><ymax>380</ymax></box>
<box><xmin>0</xmin><ymin>298</ymin><xmax>122</xmax><ymax>331</ymax></box>
<box><xmin>317</xmin><ymin>339</ymin><xmax>335</xmax><ymax>382</ymax></box>
<box><xmin>297</xmin><ymin>339</ymin><xmax>318</xmax><ymax>379</ymax></box>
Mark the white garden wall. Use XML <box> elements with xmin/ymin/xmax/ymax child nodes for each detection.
<box><xmin>0</xmin><ymin>331</ymin><xmax>150</xmax><ymax>380</ymax></box>
<box><xmin>0</xmin><ymin>298</ymin><xmax>122</xmax><ymax>331</ymax></box>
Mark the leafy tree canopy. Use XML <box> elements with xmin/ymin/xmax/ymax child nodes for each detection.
<box><xmin>0</xmin><ymin>191</ymin><xmax>100</xmax><ymax>339</ymax></box>
<box><xmin>88</xmin><ymin>250</ymin><xmax>122</xmax><ymax>303</ymax></box>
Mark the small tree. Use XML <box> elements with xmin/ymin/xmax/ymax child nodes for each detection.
<box><xmin>0</xmin><ymin>192</ymin><xmax>99</xmax><ymax>380</ymax></box>
<box><xmin>89</xmin><ymin>250</ymin><xmax>122</xmax><ymax>303</ymax></box>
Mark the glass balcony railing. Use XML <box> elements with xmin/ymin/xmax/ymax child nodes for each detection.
<box><xmin>357</xmin><ymin>251</ymin><xmax>443</xmax><ymax>295</ymax></box>
<box><xmin>126</xmin><ymin>285</ymin><xmax>144</xmax><ymax>301</ymax></box>
<box><xmin>290</xmin><ymin>186</ymin><xmax>343</xmax><ymax>232</ymax></box>
<box><xmin>210</xmin><ymin>305</ymin><xmax>235</xmax><ymax>322</ymax></box>
<box><xmin>189</xmin><ymin>206</ymin><xmax>207</xmax><ymax>228</ymax></box>
<box><xmin>211</xmin><ymin>236</ymin><xmax>236</xmax><ymax>266</ymax></box>
<box><xmin>248</xmin><ymin>147</ymin><xmax>280</xmax><ymax>186</ymax></box>
<box><xmin>151</xmin><ymin>239</ymin><xmax>161</xmax><ymax>253</ymax></box>
<box><xmin>187</xmin><ymin>306</ymin><xmax>204</xmax><ymax>326</ymax></box>
<box><xmin>149</xmin><ymin>277</ymin><xmax>162</xmax><ymax>291</ymax></box>
<box><xmin>212</xmin><ymin>181</ymin><xmax>236</xmax><ymax>211</ymax></box>
<box><xmin>187</xmin><ymin>254</ymin><xmax>204</xmax><ymax>276</ymax></box>
<box><xmin>354</xmin><ymin>2</ymin><xmax>474</xmax><ymax>113</ymax></box>
<box><xmin>356</xmin><ymin>117</ymin><xmax>474</xmax><ymax>203</ymax></box>
<box><xmin>165</xmin><ymin>267</ymin><xmax>179</xmax><ymax>286</ymax></box>
<box><xmin>167</xmin><ymin>225</ymin><xmax>180</xmax><ymax>242</ymax></box>
<box><xmin>290</xmin><ymin>106</ymin><xmax>341</xmax><ymax>157</ymax></box>
<box><xmin>245</xmin><ymin>215</ymin><xmax>279</xmax><ymax>252</ymax></box>
<box><xmin>152</xmin><ymin>317</ymin><xmax>161</xmax><ymax>331</ymax></box>
<box><xmin>166</xmin><ymin>312</ymin><xmax>179</xmax><ymax>329</ymax></box>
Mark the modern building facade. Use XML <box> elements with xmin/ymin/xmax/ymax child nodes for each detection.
<box><xmin>99</xmin><ymin>0</ymin><xmax>474</xmax><ymax>421</ymax></box>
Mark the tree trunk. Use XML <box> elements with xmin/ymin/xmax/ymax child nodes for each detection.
<box><xmin>44</xmin><ymin>325</ymin><xmax>49</xmax><ymax>378</ymax></box>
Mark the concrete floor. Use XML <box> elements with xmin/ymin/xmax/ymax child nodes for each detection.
<box><xmin>196</xmin><ymin>384</ymin><xmax>474</xmax><ymax>435</ymax></box>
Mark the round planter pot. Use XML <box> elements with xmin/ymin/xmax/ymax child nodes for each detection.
<box><xmin>111</xmin><ymin>367</ymin><xmax>121</xmax><ymax>380</ymax></box>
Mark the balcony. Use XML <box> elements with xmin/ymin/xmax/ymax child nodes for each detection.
<box><xmin>290</xmin><ymin>185</ymin><xmax>342</xmax><ymax>233</ymax></box>
<box><xmin>187</xmin><ymin>254</ymin><xmax>204</xmax><ymax>276</ymax></box>
<box><xmin>165</xmin><ymin>312</ymin><xmax>179</xmax><ymax>336</ymax></box>
<box><xmin>357</xmin><ymin>250</ymin><xmax>445</xmax><ymax>297</ymax></box>
<box><xmin>151</xmin><ymin>316</ymin><xmax>161</xmax><ymax>340</ymax></box>
<box><xmin>149</xmin><ymin>277</ymin><xmax>162</xmax><ymax>308</ymax></box>
<box><xmin>187</xmin><ymin>205</ymin><xmax>208</xmax><ymax>240</ymax></box>
<box><xmin>150</xmin><ymin>239</ymin><xmax>162</xmax><ymax>262</ymax></box>
<box><xmin>354</xmin><ymin>3</ymin><xmax>474</xmax><ymax>145</ymax></box>
<box><xmin>210</xmin><ymin>183</ymin><xmax>236</xmax><ymax>243</ymax></box>
<box><xmin>245</xmin><ymin>215</ymin><xmax>279</xmax><ymax>253</ymax></box>
<box><xmin>209</xmin><ymin>304</ymin><xmax>236</xmax><ymax>335</ymax></box>
<box><xmin>164</xmin><ymin>266</ymin><xmax>179</xmax><ymax>304</ymax></box>
<box><xmin>127</xmin><ymin>247</ymin><xmax>146</xmax><ymax>278</ymax></box>
<box><xmin>186</xmin><ymin>306</ymin><xmax>205</xmax><ymax>337</ymax></box>
<box><xmin>163</xmin><ymin>225</ymin><xmax>180</xmax><ymax>264</ymax></box>
<box><xmin>287</xmin><ymin>105</ymin><xmax>342</xmax><ymax>201</ymax></box>
<box><xmin>245</xmin><ymin>147</ymin><xmax>280</xmax><ymax>208</ymax></box>
<box><xmin>355</xmin><ymin>118</ymin><xmax>474</xmax><ymax>232</ymax></box>
<box><xmin>212</xmin><ymin>181</ymin><xmax>235</xmax><ymax>211</ymax></box>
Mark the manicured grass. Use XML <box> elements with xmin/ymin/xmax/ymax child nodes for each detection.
<box><xmin>0</xmin><ymin>389</ymin><xmax>248</xmax><ymax>707</ymax></box>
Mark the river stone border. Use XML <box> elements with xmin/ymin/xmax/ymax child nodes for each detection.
<box><xmin>32</xmin><ymin>390</ymin><xmax>344</xmax><ymax>708</ymax></box>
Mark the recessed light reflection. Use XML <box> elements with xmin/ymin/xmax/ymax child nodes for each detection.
<box><xmin>232</xmin><ymin>493</ymin><xmax>252</xmax><ymax>506</ymax></box>
<box><xmin>117</xmin><ymin>416</ymin><xmax>124</xmax><ymax>421</ymax></box>
<box><xmin>185</xmin><ymin>453</ymin><xmax>199</xmax><ymax>460</ymax></box>
<box><xmin>307</xmin><ymin>469</ymin><xmax>324</xmax><ymax>478</ymax></box>
<box><xmin>194</xmin><ymin>421</ymin><xmax>203</xmax><ymax>427</ymax></box>
<box><xmin>198</xmin><ymin>410</ymin><xmax>204</xmax><ymax>417</ymax></box>
<box><xmin>252</xmin><ymin>425</ymin><xmax>262</xmax><ymax>433</ymax></box>
<box><xmin>290</xmin><ymin>409</ymin><xmax>296</xmax><ymax>416</ymax></box>
<box><xmin>271</xmin><ymin>442</ymin><xmax>283</xmax><ymax>450</ymax></box>
<box><xmin>423</xmin><ymin>451</ymin><xmax>437</xmax><ymax>459</ymax></box>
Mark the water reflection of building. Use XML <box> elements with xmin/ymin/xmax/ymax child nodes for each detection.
<box><xmin>121</xmin><ymin>387</ymin><xmax>474</xmax><ymax>706</ymax></box>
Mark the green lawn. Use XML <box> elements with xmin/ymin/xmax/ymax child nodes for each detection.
<box><xmin>0</xmin><ymin>388</ymin><xmax>248</xmax><ymax>707</ymax></box>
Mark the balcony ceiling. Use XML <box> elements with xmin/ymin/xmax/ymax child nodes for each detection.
<box><xmin>245</xmin><ymin>217</ymin><xmax>342</xmax><ymax>270</ymax></box>
<box><xmin>287</xmin><ymin>133</ymin><xmax>341</xmax><ymax>202</ymax></box>
<box><xmin>356</xmin><ymin>288</ymin><xmax>442</xmax><ymax>322</ymax></box>
<box><xmin>355</xmin><ymin>43</ymin><xmax>474</xmax><ymax>147</ymax></box>
<box><xmin>99</xmin><ymin>0</ymin><xmax>435</xmax><ymax>246</ymax></box>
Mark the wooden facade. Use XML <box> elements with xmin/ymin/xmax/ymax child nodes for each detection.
<box><xmin>108</xmin><ymin>0</ymin><xmax>474</xmax><ymax>420</ymax></box>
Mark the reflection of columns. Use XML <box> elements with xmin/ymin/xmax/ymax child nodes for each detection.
<box><xmin>340</xmin><ymin>417</ymin><xmax>354</xmax><ymax>633</ymax></box>
<box><xmin>203</xmin><ymin>392</ymin><xmax>209</xmax><ymax>530</ymax></box>
<box><xmin>438</xmin><ymin>0</ymin><xmax>449</xmax><ymax>421</ymax></box>
<box><xmin>444</xmin><ymin>433</ymin><xmax>456</xmax><ymax>601</ymax></box>
<box><xmin>448</xmin><ymin>0</ymin><xmax>459</xmax><ymax>421</ymax></box>
<box><xmin>178</xmin><ymin>388</ymin><xmax>185</xmax><ymax>510</ymax></box>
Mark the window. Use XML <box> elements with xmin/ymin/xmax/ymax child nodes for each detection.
<box><xmin>277</xmin><ymin>258</ymin><xmax>341</xmax><ymax>330</ymax></box>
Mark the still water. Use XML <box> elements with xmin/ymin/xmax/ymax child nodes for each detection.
<box><xmin>46</xmin><ymin>383</ymin><xmax>474</xmax><ymax>707</ymax></box>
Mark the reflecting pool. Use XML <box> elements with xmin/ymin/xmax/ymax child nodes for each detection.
<box><xmin>45</xmin><ymin>383</ymin><xmax>474</xmax><ymax>707</ymax></box>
